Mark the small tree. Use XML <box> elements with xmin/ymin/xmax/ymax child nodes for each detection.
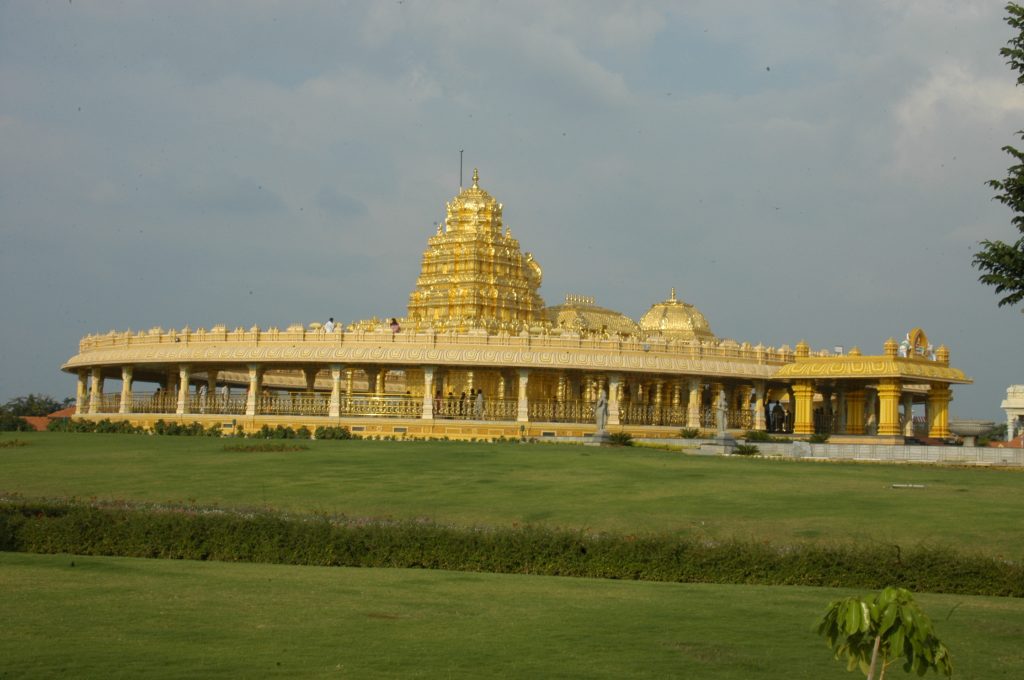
<box><xmin>0</xmin><ymin>393</ymin><xmax>64</xmax><ymax>417</ymax></box>
<box><xmin>975</xmin><ymin>3</ymin><xmax>1024</xmax><ymax>310</ymax></box>
<box><xmin>817</xmin><ymin>587</ymin><xmax>952</xmax><ymax>679</ymax></box>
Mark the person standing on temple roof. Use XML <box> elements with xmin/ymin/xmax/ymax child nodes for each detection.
<box><xmin>323</xmin><ymin>317</ymin><xmax>335</xmax><ymax>333</ymax></box>
<box><xmin>390</xmin><ymin>318</ymin><xmax>401</xmax><ymax>334</ymax></box>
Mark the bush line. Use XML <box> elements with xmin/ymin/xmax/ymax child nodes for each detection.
<box><xmin>0</xmin><ymin>501</ymin><xmax>1019</xmax><ymax>597</ymax></box>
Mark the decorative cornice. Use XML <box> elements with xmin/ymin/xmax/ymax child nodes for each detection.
<box><xmin>773</xmin><ymin>356</ymin><xmax>971</xmax><ymax>384</ymax></box>
<box><xmin>63</xmin><ymin>332</ymin><xmax>786</xmax><ymax>379</ymax></box>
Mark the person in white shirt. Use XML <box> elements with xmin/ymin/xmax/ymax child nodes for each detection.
<box><xmin>324</xmin><ymin>317</ymin><xmax>335</xmax><ymax>333</ymax></box>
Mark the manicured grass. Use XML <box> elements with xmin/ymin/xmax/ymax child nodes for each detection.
<box><xmin>3</xmin><ymin>432</ymin><xmax>1023</xmax><ymax>560</ymax></box>
<box><xmin>3</xmin><ymin>552</ymin><xmax>1022</xmax><ymax>679</ymax></box>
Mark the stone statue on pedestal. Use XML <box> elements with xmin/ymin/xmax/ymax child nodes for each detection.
<box><xmin>595</xmin><ymin>390</ymin><xmax>608</xmax><ymax>433</ymax></box>
<box><xmin>716</xmin><ymin>390</ymin><xmax>727</xmax><ymax>436</ymax></box>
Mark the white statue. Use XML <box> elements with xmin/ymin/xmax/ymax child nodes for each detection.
<box><xmin>595</xmin><ymin>390</ymin><xmax>608</xmax><ymax>432</ymax></box>
<box><xmin>716</xmin><ymin>390</ymin><xmax>728</xmax><ymax>435</ymax></box>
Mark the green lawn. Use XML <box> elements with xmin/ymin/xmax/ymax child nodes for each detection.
<box><xmin>3</xmin><ymin>432</ymin><xmax>1023</xmax><ymax>560</ymax></box>
<box><xmin>3</xmin><ymin>551</ymin><xmax>1022</xmax><ymax>679</ymax></box>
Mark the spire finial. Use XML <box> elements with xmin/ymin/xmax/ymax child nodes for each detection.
<box><xmin>670</xmin><ymin>287</ymin><xmax>677</xmax><ymax>302</ymax></box>
<box><xmin>472</xmin><ymin>168</ymin><xmax>479</xmax><ymax>188</ymax></box>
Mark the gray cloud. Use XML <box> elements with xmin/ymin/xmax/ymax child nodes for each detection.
<box><xmin>0</xmin><ymin>2</ymin><xmax>1020</xmax><ymax>419</ymax></box>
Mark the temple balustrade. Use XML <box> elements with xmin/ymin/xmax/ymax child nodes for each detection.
<box><xmin>70</xmin><ymin>326</ymin><xmax>796</xmax><ymax>371</ymax></box>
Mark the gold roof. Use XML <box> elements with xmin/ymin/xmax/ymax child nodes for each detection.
<box><xmin>773</xmin><ymin>355</ymin><xmax>971</xmax><ymax>384</ymax></box>
<box><xmin>774</xmin><ymin>336</ymin><xmax>971</xmax><ymax>384</ymax></box>
<box><xmin>543</xmin><ymin>294</ymin><xmax>641</xmax><ymax>338</ymax></box>
<box><xmin>406</xmin><ymin>169</ymin><xmax>545</xmax><ymax>333</ymax></box>
<box><xmin>638</xmin><ymin>288</ymin><xmax>716</xmax><ymax>342</ymax></box>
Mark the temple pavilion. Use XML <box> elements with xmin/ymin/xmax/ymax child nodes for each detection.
<box><xmin>62</xmin><ymin>170</ymin><xmax>971</xmax><ymax>441</ymax></box>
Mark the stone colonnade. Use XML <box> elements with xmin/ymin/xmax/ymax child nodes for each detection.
<box><xmin>75</xmin><ymin>362</ymin><xmax>780</xmax><ymax>429</ymax></box>
<box><xmin>74</xmin><ymin>360</ymin><xmax>955</xmax><ymax>438</ymax></box>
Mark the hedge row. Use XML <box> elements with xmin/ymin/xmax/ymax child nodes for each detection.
<box><xmin>0</xmin><ymin>501</ymin><xmax>1019</xmax><ymax>597</ymax></box>
<box><xmin>44</xmin><ymin>418</ymin><xmax>356</xmax><ymax>440</ymax></box>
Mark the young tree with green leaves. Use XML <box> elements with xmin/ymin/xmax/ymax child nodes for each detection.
<box><xmin>975</xmin><ymin>3</ymin><xmax>1024</xmax><ymax>309</ymax></box>
<box><xmin>817</xmin><ymin>587</ymin><xmax>952</xmax><ymax>679</ymax></box>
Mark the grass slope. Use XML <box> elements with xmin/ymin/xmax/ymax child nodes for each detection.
<box><xmin>3</xmin><ymin>433</ymin><xmax>1023</xmax><ymax>560</ymax></box>
<box><xmin>3</xmin><ymin>552</ymin><xmax>1023</xmax><ymax>679</ymax></box>
<box><xmin>4</xmin><ymin>432</ymin><xmax>1019</xmax><ymax>561</ymax></box>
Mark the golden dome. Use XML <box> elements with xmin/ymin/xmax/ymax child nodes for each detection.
<box><xmin>544</xmin><ymin>294</ymin><xmax>641</xmax><ymax>338</ymax></box>
<box><xmin>638</xmin><ymin>288</ymin><xmax>715</xmax><ymax>342</ymax></box>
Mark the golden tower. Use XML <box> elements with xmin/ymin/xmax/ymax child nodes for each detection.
<box><xmin>407</xmin><ymin>169</ymin><xmax>545</xmax><ymax>332</ymax></box>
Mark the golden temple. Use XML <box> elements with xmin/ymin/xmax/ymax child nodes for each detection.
<box><xmin>62</xmin><ymin>170</ymin><xmax>971</xmax><ymax>441</ymax></box>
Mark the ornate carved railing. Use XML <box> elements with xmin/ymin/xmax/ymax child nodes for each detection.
<box><xmin>528</xmin><ymin>399</ymin><xmax>594</xmax><ymax>424</ymax></box>
<box><xmin>340</xmin><ymin>395</ymin><xmax>422</xmax><ymax>418</ymax></box>
<box><xmin>433</xmin><ymin>397</ymin><xmax>517</xmax><ymax>421</ymax></box>
<box><xmin>95</xmin><ymin>393</ymin><xmax>121</xmax><ymax>413</ymax></box>
<box><xmin>258</xmin><ymin>392</ymin><xmax>329</xmax><ymax>417</ymax></box>
<box><xmin>129</xmin><ymin>391</ymin><xmax>175</xmax><ymax>413</ymax></box>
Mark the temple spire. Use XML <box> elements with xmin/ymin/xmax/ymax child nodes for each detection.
<box><xmin>471</xmin><ymin>168</ymin><xmax>479</xmax><ymax>189</ymax></box>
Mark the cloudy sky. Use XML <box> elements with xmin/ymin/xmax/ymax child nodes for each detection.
<box><xmin>2</xmin><ymin>1</ymin><xmax>1022</xmax><ymax>420</ymax></box>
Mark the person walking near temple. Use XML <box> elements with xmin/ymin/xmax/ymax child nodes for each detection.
<box><xmin>474</xmin><ymin>389</ymin><xmax>484</xmax><ymax>419</ymax></box>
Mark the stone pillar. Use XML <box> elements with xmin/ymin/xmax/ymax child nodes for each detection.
<box><xmin>820</xmin><ymin>387</ymin><xmax>833</xmax><ymax>434</ymax></box>
<box><xmin>119</xmin><ymin>365</ymin><xmax>133</xmax><ymax>415</ymax></box>
<box><xmin>363</xmin><ymin>367</ymin><xmax>378</xmax><ymax>397</ymax></box>
<box><xmin>516</xmin><ymin>368</ymin><xmax>530</xmax><ymax>423</ymax></box>
<box><xmin>836</xmin><ymin>390</ymin><xmax>847</xmax><ymax>434</ymax></box>
<box><xmin>206</xmin><ymin>369</ymin><xmax>218</xmax><ymax>413</ymax></box>
<box><xmin>329</xmin><ymin>364</ymin><xmax>342</xmax><ymax>418</ymax></box>
<box><xmin>653</xmin><ymin>379</ymin><xmax>664</xmax><ymax>425</ymax></box>
<box><xmin>902</xmin><ymin>392</ymin><xmax>915</xmax><ymax>437</ymax></box>
<box><xmin>845</xmin><ymin>389</ymin><xmax>865</xmax><ymax>435</ymax></box>
<box><xmin>177</xmin><ymin>364</ymin><xmax>191</xmax><ymax>415</ymax></box>
<box><xmin>752</xmin><ymin>381</ymin><xmax>766</xmax><ymax>431</ymax></box>
<box><xmin>792</xmin><ymin>381</ymin><xmax>815</xmax><ymax>436</ymax></box>
<box><xmin>865</xmin><ymin>388</ymin><xmax>878</xmax><ymax>435</ymax></box>
<box><xmin>498</xmin><ymin>373</ymin><xmax>507</xmax><ymax>400</ymax></box>
<box><xmin>89</xmin><ymin>367</ymin><xmax>102</xmax><ymax>414</ymax></box>
<box><xmin>927</xmin><ymin>384</ymin><xmax>951</xmax><ymax>439</ymax></box>
<box><xmin>607</xmin><ymin>373</ymin><xmax>621</xmax><ymax>426</ymax></box>
<box><xmin>465</xmin><ymin>370</ymin><xmax>474</xmax><ymax>395</ymax></box>
<box><xmin>166</xmin><ymin>368</ymin><xmax>178</xmax><ymax>412</ymax></box>
<box><xmin>877</xmin><ymin>379</ymin><xmax>902</xmax><ymax>437</ymax></box>
<box><xmin>422</xmin><ymin>366</ymin><xmax>436</xmax><ymax>420</ymax></box>
<box><xmin>303</xmin><ymin>367</ymin><xmax>317</xmax><ymax>393</ymax></box>
<box><xmin>376</xmin><ymin>370</ymin><xmax>386</xmax><ymax>396</ymax></box>
<box><xmin>345</xmin><ymin>368</ymin><xmax>354</xmax><ymax>396</ymax></box>
<box><xmin>245</xmin><ymin>364</ymin><xmax>262</xmax><ymax>417</ymax></box>
<box><xmin>76</xmin><ymin>370</ymin><xmax>88</xmax><ymax>413</ymax></box>
<box><xmin>557</xmin><ymin>373</ymin><xmax>567</xmax><ymax>402</ymax></box>
<box><xmin>686</xmin><ymin>378</ymin><xmax>702</xmax><ymax>429</ymax></box>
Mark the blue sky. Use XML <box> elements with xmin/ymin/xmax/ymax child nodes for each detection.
<box><xmin>1</xmin><ymin>1</ymin><xmax>1021</xmax><ymax>420</ymax></box>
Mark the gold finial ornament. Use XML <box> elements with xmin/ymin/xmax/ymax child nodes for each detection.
<box><xmin>407</xmin><ymin>170</ymin><xmax>545</xmax><ymax>333</ymax></box>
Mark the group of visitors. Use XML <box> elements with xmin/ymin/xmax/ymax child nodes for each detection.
<box><xmin>322</xmin><ymin>317</ymin><xmax>401</xmax><ymax>334</ymax></box>
<box><xmin>764</xmin><ymin>400</ymin><xmax>792</xmax><ymax>433</ymax></box>
<box><xmin>434</xmin><ymin>388</ymin><xmax>485</xmax><ymax>419</ymax></box>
